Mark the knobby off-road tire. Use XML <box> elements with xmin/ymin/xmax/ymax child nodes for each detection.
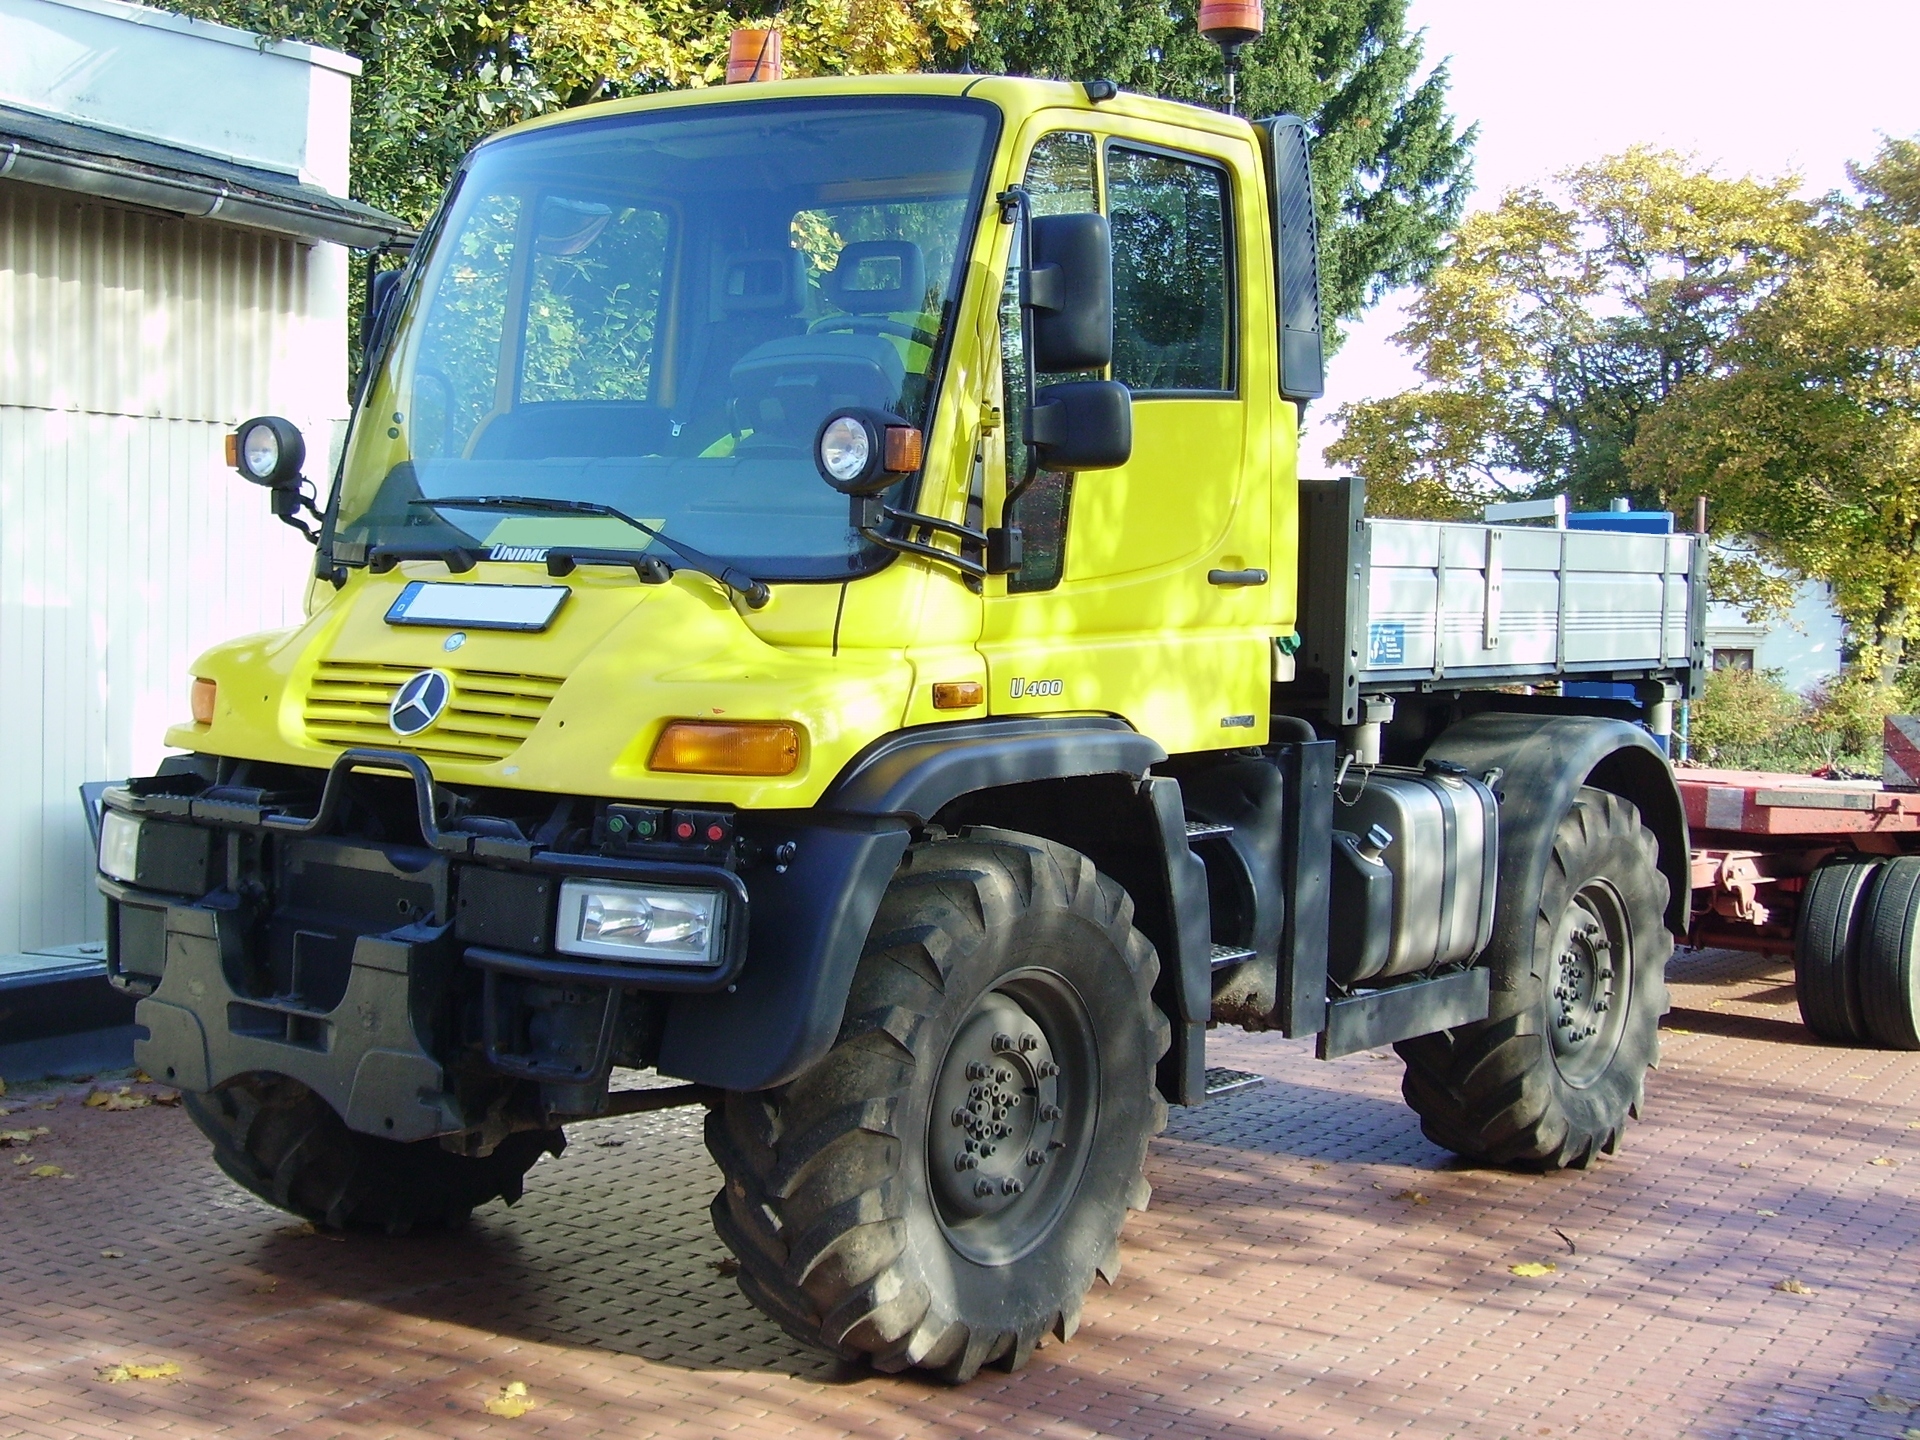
<box><xmin>185</xmin><ymin>1073</ymin><xmax>562</xmax><ymax>1233</ymax></box>
<box><xmin>1858</xmin><ymin>855</ymin><xmax>1920</xmax><ymax>1050</ymax></box>
<box><xmin>706</xmin><ymin>830</ymin><xmax>1170</xmax><ymax>1382</ymax></box>
<box><xmin>1395</xmin><ymin>788</ymin><xmax>1672</xmax><ymax>1169</ymax></box>
<box><xmin>1794</xmin><ymin>856</ymin><xmax>1881</xmax><ymax>1043</ymax></box>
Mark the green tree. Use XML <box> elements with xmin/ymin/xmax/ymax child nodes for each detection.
<box><xmin>947</xmin><ymin>0</ymin><xmax>1476</xmax><ymax>333</ymax></box>
<box><xmin>1631</xmin><ymin>139</ymin><xmax>1920</xmax><ymax>674</ymax></box>
<box><xmin>1325</xmin><ymin>149</ymin><xmax>1815</xmax><ymax>517</ymax></box>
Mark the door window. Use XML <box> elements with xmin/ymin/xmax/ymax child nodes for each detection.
<box><xmin>1106</xmin><ymin>147</ymin><xmax>1234</xmax><ymax>395</ymax></box>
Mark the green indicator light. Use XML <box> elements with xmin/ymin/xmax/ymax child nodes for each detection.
<box><xmin>608</xmin><ymin>815</ymin><xmax>627</xmax><ymax>833</ymax></box>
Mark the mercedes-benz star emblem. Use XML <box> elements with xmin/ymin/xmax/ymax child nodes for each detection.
<box><xmin>389</xmin><ymin>669</ymin><xmax>452</xmax><ymax>737</ymax></box>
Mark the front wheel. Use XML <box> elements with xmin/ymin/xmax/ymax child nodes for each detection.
<box><xmin>705</xmin><ymin>831</ymin><xmax>1169</xmax><ymax>1382</ymax></box>
<box><xmin>185</xmin><ymin>1073</ymin><xmax>562</xmax><ymax>1233</ymax></box>
<box><xmin>1397</xmin><ymin>788</ymin><xmax>1672</xmax><ymax>1169</ymax></box>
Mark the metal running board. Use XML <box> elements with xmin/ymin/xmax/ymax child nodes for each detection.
<box><xmin>1204</xmin><ymin>1067</ymin><xmax>1265</xmax><ymax>1096</ymax></box>
<box><xmin>1210</xmin><ymin>942</ymin><xmax>1258</xmax><ymax>970</ymax></box>
<box><xmin>1185</xmin><ymin>819</ymin><xmax>1233</xmax><ymax>841</ymax></box>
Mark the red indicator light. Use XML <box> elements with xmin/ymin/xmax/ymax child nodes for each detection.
<box><xmin>706</xmin><ymin>823</ymin><xmax>726</xmax><ymax>842</ymax></box>
<box><xmin>675</xmin><ymin>821</ymin><xmax>695</xmax><ymax>840</ymax></box>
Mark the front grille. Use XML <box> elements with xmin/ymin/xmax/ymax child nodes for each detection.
<box><xmin>303</xmin><ymin>662</ymin><xmax>563</xmax><ymax>764</ymax></box>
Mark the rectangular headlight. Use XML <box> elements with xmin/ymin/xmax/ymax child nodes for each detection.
<box><xmin>555</xmin><ymin>879</ymin><xmax>723</xmax><ymax>966</ymax></box>
<box><xmin>99</xmin><ymin>810</ymin><xmax>143</xmax><ymax>884</ymax></box>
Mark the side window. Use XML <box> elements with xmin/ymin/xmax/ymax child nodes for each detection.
<box><xmin>520</xmin><ymin>198</ymin><xmax>672</xmax><ymax>403</ymax></box>
<box><xmin>1003</xmin><ymin>132</ymin><xmax>1097</xmax><ymax>594</ymax></box>
<box><xmin>1107</xmin><ymin>147</ymin><xmax>1233</xmax><ymax>394</ymax></box>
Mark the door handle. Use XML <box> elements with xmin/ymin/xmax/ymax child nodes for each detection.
<box><xmin>1207</xmin><ymin>568</ymin><xmax>1268</xmax><ymax>587</ymax></box>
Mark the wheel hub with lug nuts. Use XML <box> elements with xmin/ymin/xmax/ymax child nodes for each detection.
<box><xmin>931</xmin><ymin>993</ymin><xmax>1062</xmax><ymax>1220</ymax></box>
<box><xmin>1548</xmin><ymin>882</ymin><xmax>1631</xmax><ymax>1086</ymax></box>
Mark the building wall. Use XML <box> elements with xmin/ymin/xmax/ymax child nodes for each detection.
<box><xmin>1704</xmin><ymin>572</ymin><xmax>1847</xmax><ymax>696</ymax></box>
<box><xmin>0</xmin><ymin>182</ymin><xmax>329</xmax><ymax>951</ymax></box>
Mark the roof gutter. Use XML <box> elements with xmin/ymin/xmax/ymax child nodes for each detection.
<box><xmin>0</xmin><ymin>135</ymin><xmax>413</xmax><ymax>250</ymax></box>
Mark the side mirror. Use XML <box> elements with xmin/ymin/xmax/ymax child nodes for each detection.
<box><xmin>1030</xmin><ymin>381</ymin><xmax>1132</xmax><ymax>472</ymax></box>
<box><xmin>1027</xmin><ymin>213</ymin><xmax>1114</xmax><ymax>372</ymax></box>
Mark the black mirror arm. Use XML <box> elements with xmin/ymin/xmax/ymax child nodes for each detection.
<box><xmin>852</xmin><ymin>497</ymin><xmax>988</xmax><ymax>581</ymax></box>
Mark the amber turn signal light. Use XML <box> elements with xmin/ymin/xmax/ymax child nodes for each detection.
<box><xmin>650</xmin><ymin>720</ymin><xmax>800</xmax><ymax>776</ymax></box>
<box><xmin>190</xmin><ymin>677</ymin><xmax>217</xmax><ymax>725</ymax></box>
<box><xmin>932</xmin><ymin>681</ymin><xmax>984</xmax><ymax>710</ymax></box>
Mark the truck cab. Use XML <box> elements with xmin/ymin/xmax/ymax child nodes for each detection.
<box><xmin>96</xmin><ymin>74</ymin><xmax>1695</xmax><ymax>1382</ymax></box>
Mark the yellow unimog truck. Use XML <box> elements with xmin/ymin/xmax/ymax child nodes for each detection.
<box><xmin>96</xmin><ymin>73</ymin><xmax>1703</xmax><ymax>1381</ymax></box>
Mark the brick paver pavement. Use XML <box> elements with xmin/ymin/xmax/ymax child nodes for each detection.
<box><xmin>1</xmin><ymin>947</ymin><xmax>1915</xmax><ymax>1440</ymax></box>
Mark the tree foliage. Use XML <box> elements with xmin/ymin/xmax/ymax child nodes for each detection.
<box><xmin>951</xmin><ymin>0</ymin><xmax>1476</xmax><ymax>333</ymax></box>
<box><xmin>1325</xmin><ymin>148</ymin><xmax>1815</xmax><ymax>518</ymax></box>
<box><xmin>1630</xmin><ymin>139</ymin><xmax>1920</xmax><ymax>671</ymax></box>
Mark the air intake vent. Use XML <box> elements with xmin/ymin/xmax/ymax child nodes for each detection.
<box><xmin>303</xmin><ymin>662</ymin><xmax>562</xmax><ymax>764</ymax></box>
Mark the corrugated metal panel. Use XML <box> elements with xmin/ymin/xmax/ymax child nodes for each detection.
<box><xmin>0</xmin><ymin>182</ymin><xmax>329</xmax><ymax>952</ymax></box>
<box><xmin>0</xmin><ymin>180</ymin><xmax>311</xmax><ymax>422</ymax></box>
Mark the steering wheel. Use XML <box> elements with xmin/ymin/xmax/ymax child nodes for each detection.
<box><xmin>809</xmin><ymin>313</ymin><xmax>940</xmax><ymax>349</ymax></box>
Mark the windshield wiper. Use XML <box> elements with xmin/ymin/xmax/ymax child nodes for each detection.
<box><xmin>409</xmin><ymin>496</ymin><xmax>771</xmax><ymax>609</ymax></box>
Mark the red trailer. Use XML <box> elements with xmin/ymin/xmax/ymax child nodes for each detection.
<box><xmin>1677</xmin><ymin>751</ymin><xmax>1920</xmax><ymax>1048</ymax></box>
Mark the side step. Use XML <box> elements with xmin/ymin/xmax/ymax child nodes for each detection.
<box><xmin>1316</xmin><ymin>968</ymin><xmax>1491</xmax><ymax>1059</ymax></box>
<box><xmin>1185</xmin><ymin>819</ymin><xmax>1233</xmax><ymax>842</ymax></box>
<box><xmin>1209</xmin><ymin>942</ymin><xmax>1258</xmax><ymax>970</ymax></box>
<box><xmin>1203</xmin><ymin>1067</ymin><xmax>1264</xmax><ymax>1096</ymax></box>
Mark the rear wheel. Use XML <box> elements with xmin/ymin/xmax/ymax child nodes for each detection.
<box><xmin>1794</xmin><ymin>856</ymin><xmax>1881</xmax><ymax>1042</ymax></box>
<box><xmin>705</xmin><ymin>830</ymin><xmax>1169</xmax><ymax>1382</ymax></box>
<box><xmin>1858</xmin><ymin>855</ymin><xmax>1920</xmax><ymax>1050</ymax></box>
<box><xmin>185</xmin><ymin>1073</ymin><xmax>561</xmax><ymax>1233</ymax></box>
<box><xmin>1397</xmin><ymin>788</ymin><xmax>1671</xmax><ymax>1169</ymax></box>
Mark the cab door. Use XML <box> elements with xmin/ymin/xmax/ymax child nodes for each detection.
<box><xmin>979</xmin><ymin>115</ymin><xmax>1280</xmax><ymax>755</ymax></box>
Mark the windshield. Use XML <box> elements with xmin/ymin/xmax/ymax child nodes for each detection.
<box><xmin>332</xmin><ymin>96</ymin><xmax>999</xmax><ymax>580</ymax></box>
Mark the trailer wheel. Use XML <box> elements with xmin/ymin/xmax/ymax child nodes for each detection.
<box><xmin>1858</xmin><ymin>855</ymin><xmax>1920</xmax><ymax>1050</ymax></box>
<box><xmin>1396</xmin><ymin>788</ymin><xmax>1670</xmax><ymax>1169</ymax></box>
<box><xmin>185</xmin><ymin>1073</ymin><xmax>561</xmax><ymax>1233</ymax></box>
<box><xmin>705</xmin><ymin>831</ymin><xmax>1168</xmax><ymax>1382</ymax></box>
<box><xmin>1793</xmin><ymin>856</ymin><xmax>1881</xmax><ymax>1043</ymax></box>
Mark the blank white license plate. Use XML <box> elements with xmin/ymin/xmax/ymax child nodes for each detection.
<box><xmin>385</xmin><ymin>582</ymin><xmax>570</xmax><ymax>632</ymax></box>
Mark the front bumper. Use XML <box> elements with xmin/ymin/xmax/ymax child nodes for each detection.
<box><xmin>97</xmin><ymin>748</ymin><xmax>910</xmax><ymax>1135</ymax></box>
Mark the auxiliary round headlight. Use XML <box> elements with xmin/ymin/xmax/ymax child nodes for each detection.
<box><xmin>819</xmin><ymin>413</ymin><xmax>872</xmax><ymax>486</ymax></box>
<box><xmin>231</xmin><ymin>415</ymin><xmax>306</xmax><ymax>488</ymax></box>
<box><xmin>812</xmin><ymin>407</ymin><xmax>919</xmax><ymax>496</ymax></box>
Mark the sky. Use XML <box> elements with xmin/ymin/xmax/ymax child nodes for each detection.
<box><xmin>1302</xmin><ymin>0</ymin><xmax>1920</xmax><ymax>474</ymax></box>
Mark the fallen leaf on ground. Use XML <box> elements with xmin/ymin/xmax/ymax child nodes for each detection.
<box><xmin>11</xmin><ymin>1153</ymin><xmax>34</xmax><ymax>1165</ymax></box>
<box><xmin>710</xmin><ymin>1257</ymin><xmax>740</xmax><ymax>1276</ymax></box>
<box><xmin>253</xmin><ymin>1278</ymin><xmax>279</xmax><ymax>1294</ymax></box>
<box><xmin>484</xmin><ymin>1381</ymin><xmax>537</xmax><ymax>1418</ymax></box>
<box><xmin>1902</xmin><ymin>1428</ymin><xmax>1920</xmax><ymax>1440</ymax></box>
<box><xmin>1309</xmin><ymin>1162</ymin><xmax>1328</xmax><ymax>1171</ymax></box>
<box><xmin>1509</xmin><ymin>1262</ymin><xmax>1557</xmax><ymax>1277</ymax></box>
<box><xmin>101</xmin><ymin>1249</ymin><xmax>124</xmax><ymax>1259</ymax></box>
<box><xmin>1</xmin><ymin>1127</ymin><xmax>49</xmax><ymax>1146</ymax></box>
<box><xmin>1666</xmin><ymin>1026</ymin><xmax>1692</xmax><ymax>1034</ymax></box>
<box><xmin>279</xmin><ymin>1221</ymin><xmax>343</xmax><ymax>1242</ymax></box>
<box><xmin>1393</xmin><ymin>1190</ymin><xmax>1430</xmax><ymax>1205</ymax></box>
<box><xmin>1772</xmin><ymin>1278</ymin><xmax>1815</xmax><ymax>1294</ymax></box>
<box><xmin>96</xmin><ymin>1361</ymin><xmax>178</xmax><ymax>1383</ymax></box>
<box><xmin>85</xmin><ymin>1087</ymin><xmax>150</xmax><ymax>1111</ymax></box>
<box><xmin>151</xmin><ymin>1089</ymin><xmax>181</xmax><ymax>1106</ymax></box>
<box><xmin>593</xmin><ymin>1137</ymin><xmax>625</xmax><ymax>1148</ymax></box>
<box><xmin>1868</xmin><ymin>1394</ymin><xmax>1917</xmax><ymax>1415</ymax></box>
<box><xmin>28</xmin><ymin>1164</ymin><xmax>70</xmax><ymax>1179</ymax></box>
<box><xmin>1755</xmin><ymin>1209</ymin><xmax>1778</xmax><ymax>1217</ymax></box>
<box><xmin>1738</xmin><ymin>1162</ymin><xmax>1753</xmax><ymax>1169</ymax></box>
<box><xmin>1870</xmin><ymin>1157</ymin><xmax>1896</xmax><ymax>1167</ymax></box>
<box><xmin>132</xmin><ymin>1070</ymin><xmax>153</xmax><ymax>1083</ymax></box>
